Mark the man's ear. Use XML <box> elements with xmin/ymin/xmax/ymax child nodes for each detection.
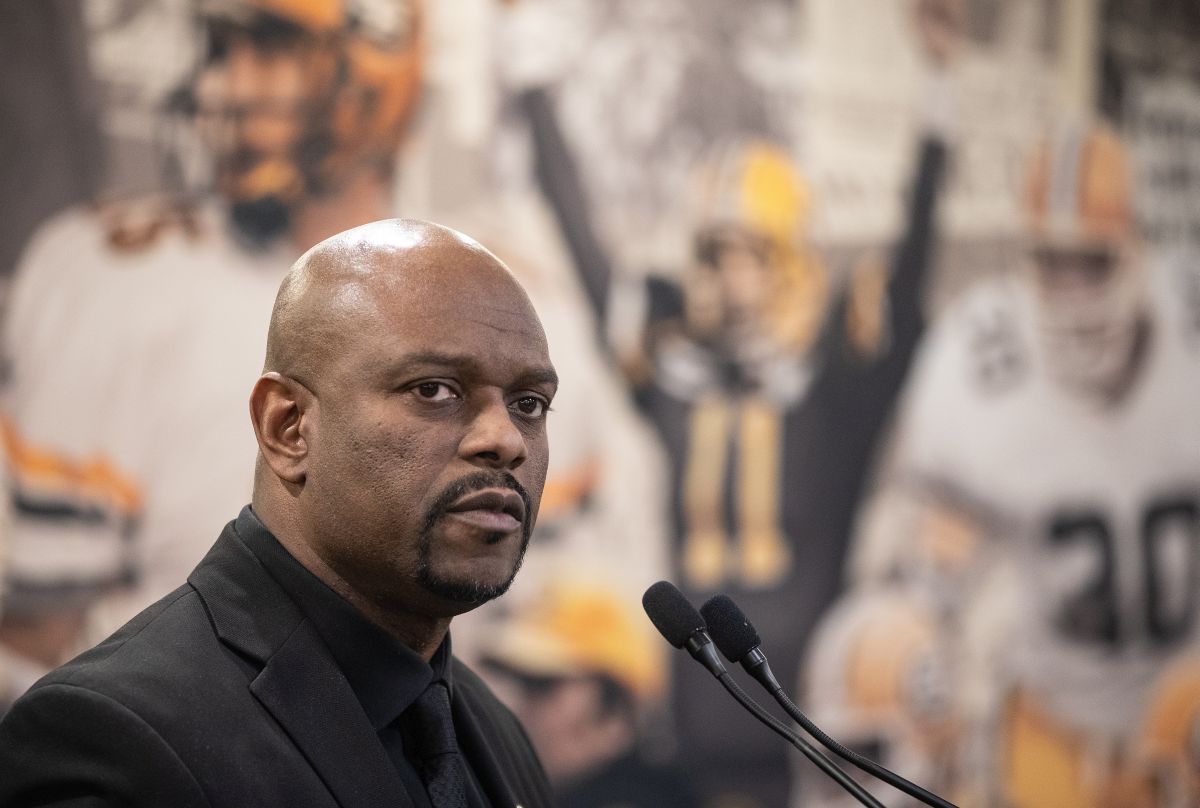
<box><xmin>249</xmin><ymin>372</ymin><xmax>312</xmax><ymax>485</ymax></box>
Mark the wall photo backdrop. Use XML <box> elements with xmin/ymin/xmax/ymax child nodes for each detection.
<box><xmin>1</xmin><ymin>1</ymin><xmax>1198</xmax><ymax>807</ymax></box>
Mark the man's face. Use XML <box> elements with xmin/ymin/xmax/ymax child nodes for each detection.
<box><xmin>193</xmin><ymin>31</ymin><xmax>321</xmax><ymax>201</ymax></box>
<box><xmin>691</xmin><ymin>225</ymin><xmax>776</xmax><ymax>341</ymax></box>
<box><xmin>711</xmin><ymin>228</ymin><xmax>774</xmax><ymax>324</ymax></box>
<box><xmin>1031</xmin><ymin>243</ymin><xmax>1119</xmax><ymax>307</ymax></box>
<box><xmin>300</xmin><ymin>242</ymin><xmax>557</xmax><ymax>617</ymax></box>
<box><xmin>1028</xmin><ymin>239</ymin><xmax>1144</xmax><ymax>397</ymax></box>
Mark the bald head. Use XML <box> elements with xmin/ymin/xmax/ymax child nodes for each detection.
<box><xmin>264</xmin><ymin>218</ymin><xmax>532</xmax><ymax>385</ymax></box>
<box><xmin>249</xmin><ymin>217</ymin><xmax>557</xmax><ymax>635</ymax></box>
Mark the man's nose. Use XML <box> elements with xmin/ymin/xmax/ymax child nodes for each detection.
<box><xmin>460</xmin><ymin>397</ymin><xmax>527</xmax><ymax>470</ymax></box>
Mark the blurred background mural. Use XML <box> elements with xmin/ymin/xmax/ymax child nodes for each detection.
<box><xmin>1</xmin><ymin>0</ymin><xmax>1199</xmax><ymax>806</ymax></box>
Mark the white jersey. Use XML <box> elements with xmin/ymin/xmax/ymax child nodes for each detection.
<box><xmin>1</xmin><ymin>204</ymin><xmax>287</xmax><ymax>633</ymax></box>
<box><xmin>895</xmin><ymin>260</ymin><xmax>1200</xmax><ymax>738</ymax></box>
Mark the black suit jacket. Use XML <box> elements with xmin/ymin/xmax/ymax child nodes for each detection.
<box><xmin>0</xmin><ymin>515</ymin><xmax>556</xmax><ymax>808</ymax></box>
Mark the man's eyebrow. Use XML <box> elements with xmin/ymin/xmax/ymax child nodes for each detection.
<box><xmin>393</xmin><ymin>351</ymin><xmax>474</xmax><ymax>369</ymax></box>
<box><xmin>524</xmin><ymin>368</ymin><xmax>560</xmax><ymax>389</ymax></box>
<box><xmin>386</xmin><ymin>352</ymin><xmax>559</xmax><ymax>388</ymax></box>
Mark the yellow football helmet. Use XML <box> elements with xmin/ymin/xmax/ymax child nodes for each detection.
<box><xmin>685</xmin><ymin>140</ymin><xmax>828</xmax><ymax>355</ymax></box>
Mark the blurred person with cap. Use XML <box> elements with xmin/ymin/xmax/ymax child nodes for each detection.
<box><xmin>481</xmin><ymin>579</ymin><xmax>698</xmax><ymax>808</ymax></box>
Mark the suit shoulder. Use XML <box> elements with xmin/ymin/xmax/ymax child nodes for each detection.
<box><xmin>0</xmin><ymin>678</ymin><xmax>210</xmax><ymax>807</ymax></box>
<box><xmin>44</xmin><ymin>586</ymin><xmax>214</xmax><ymax>699</ymax></box>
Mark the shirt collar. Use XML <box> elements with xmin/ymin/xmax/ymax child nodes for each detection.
<box><xmin>236</xmin><ymin>506</ymin><xmax>453</xmax><ymax>731</ymax></box>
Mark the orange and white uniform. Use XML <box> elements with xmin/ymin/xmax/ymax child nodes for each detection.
<box><xmin>1</xmin><ymin>204</ymin><xmax>287</xmax><ymax>635</ymax></box>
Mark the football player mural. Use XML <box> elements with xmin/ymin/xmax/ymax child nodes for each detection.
<box><xmin>808</xmin><ymin>122</ymin><xmax>1200</xmax><ymax>807</ymax></box>
<box><xmin>0</xmin><ymin>0</ymin><xmax>652</xmax><ymax>721</ymax></box>
<box><xmin>0</xmin><ymin>0</ymin><xmax>425</xmax><ymax>708</ymax></box>
<box><xmin>511</xmin><ymin>0</ymin><xmax>964</xmax><ymax>801</ymax></box>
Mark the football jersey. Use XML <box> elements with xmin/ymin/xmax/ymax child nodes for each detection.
<box><xmin>897</xmin><ymin>257</ymin><xmax>1200</xmax><ymax>739</ymax></box>
<box><xmin>1</xmin><ymin>204</ymin><xmax>289</xmax><ymax>632</ymax></box>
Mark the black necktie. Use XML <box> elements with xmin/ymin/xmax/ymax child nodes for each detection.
<box><xmin>409</xmin><ymin>681</ymin><xmax>470</xmax><ymax>808</ymax></box>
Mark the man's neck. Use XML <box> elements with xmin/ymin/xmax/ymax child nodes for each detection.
<box><xmin>252</xmin><ymin>496</ymin><xmax>452</xmax><ymax>662</ymax></box>
<box><xmin>291</xmin><ymin>535</ymin><xmax>452</xmax><ymax>661</ymax></box>
<box><xmin>289</xmin><ymin>170</ymin><xmax>392</xmax><ymax>254</ymax></box>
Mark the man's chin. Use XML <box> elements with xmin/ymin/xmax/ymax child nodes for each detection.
<box><xmin>417</xmin><ymin>559</ymin><xmax>523</xmax><ymax>608</ymax></box>
<box><xmin>418</xmin><ymin>575</ymin><xmax>513</xmax><ymax>609</ymax></box>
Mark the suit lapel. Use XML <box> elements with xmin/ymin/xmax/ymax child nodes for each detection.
<box><xmin>251</xmin><ymin>621</ymin><xmax>415</xmax><ymax>808</ymax></box>
<box><xmin>452</xmin><ymin>691</ymin><xmax>521</xmax><ymax>808</ymax></box>
<box><xmin>189</xmin><ymin>513</ymin><xmax>415</xmax><ymax>808</ymax></box>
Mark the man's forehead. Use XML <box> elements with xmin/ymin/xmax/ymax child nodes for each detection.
<box><xmin>298</xmin><ymin>220</ymin><xmax>517</xmax><ymax>299</ymax></box>
<box><xmin>268</xmin><ymin>219</ymin><xmax>542</xmax><ymax>378</ymax></box>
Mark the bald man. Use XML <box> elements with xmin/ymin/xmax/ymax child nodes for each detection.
<box><xmin>0</xmin><ymin>220</ymin><xmax>558</xmax><ymax>808</ymax></box>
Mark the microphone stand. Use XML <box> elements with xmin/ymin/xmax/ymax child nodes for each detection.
<box><xmin>714</xmin><ymin>671</ymin><xmax>885</xmax><ymax>808</ymax></box>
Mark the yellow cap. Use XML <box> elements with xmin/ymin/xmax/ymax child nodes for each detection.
<box><xmin>485</xmin><ymin>582</ymin><xmax>666</xmax><ymax>702</ymax></box>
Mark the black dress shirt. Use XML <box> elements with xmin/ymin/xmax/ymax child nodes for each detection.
<box><xmin>239</xmin><ymin>507</ymin><xmax>490</xmax><ymax>808</ymax></box>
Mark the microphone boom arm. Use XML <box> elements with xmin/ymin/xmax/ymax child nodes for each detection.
<box><xmin>714</xmin><ymin>672</ymin><xmax>885</xmax><ymax>808</ymax></box>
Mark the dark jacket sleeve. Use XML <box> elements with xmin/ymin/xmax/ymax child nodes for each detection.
<box><xmin>0</xmin><ymin>683</ymin><xmax>210</xmax><ymax>808</ymax></box>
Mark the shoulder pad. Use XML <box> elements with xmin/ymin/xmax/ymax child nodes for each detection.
<box><xmin>97</xmin><ymin>195</ymin><xmax>205</xmax><ymax>253</ymax></box>
<box><xmin>953</xmin><ymin>285</ymin><xmax>1029</xmax><ymax>396</ymax></box>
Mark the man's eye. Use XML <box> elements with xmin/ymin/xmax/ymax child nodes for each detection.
<box><xmin>512</xmin><ymin>396</ymin><xmax>548</xmax><ymax>418</ymax></box>
<box><xmin>413</xmin><ymin>382</ymin><xmax>456</xmax><ymax>401</ymax></box>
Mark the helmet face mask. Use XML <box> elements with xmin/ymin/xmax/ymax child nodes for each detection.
<box><xmin>1022</xmin><ymin>123</ymin><xmax>1145</xmax><ymax>401</ymax></box>
<box><xmin>683</xmin><ymin>141</ymin><xmax>827</xmax><ymax>358</ymax></box>
<box><xmin>691</xmin><ymin>224</ymin><xmax>777</xmax><ymax>340</ymax></box>
<box><xmin>182</xmin><ymin>0</ymin><xmax>422</xmax><ymax>242</ymax></box>
<box><xmin>1028</xmin><ymin>241</ymin><xmax>1144</xmax><ymax>399</ymax></box>
<box><xmin>194</xmin><ymin>30</ymin><xmax>326</xmax><ymax>188</ymax></box>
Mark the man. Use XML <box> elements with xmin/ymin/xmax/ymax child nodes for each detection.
<box><xmin>0</xmin><ymin>0</ymin><xmax>422</xmax><ymax>703</ymax></box>
<box><xmin>810</xmin><ymin>123</ymin><xmax>1200</xmax><ymax>806</ymax></box>
<box><xmin>0</xmin><ymin>219</ymin><xmax>557</xmax><ymax>808</ymax></box>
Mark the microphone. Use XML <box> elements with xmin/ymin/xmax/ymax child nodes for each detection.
<box><xmin>701</xmin><ymin>593</ymin><xmax>958</xmax><ymax>808</ymax></box>
<box><xmin>641</xmin><ymin>580</ymin><xmax>726</xmax><ymax>677</ymax></box>
<box><xmin>698</xmin><ymin>594</ymin><xmax>785</xmax><ymax>689</ymax></box>
<box><xmin>642</xmin><ymin>582</ymin><xmax>883</xmax><ymax>808</ymax></box>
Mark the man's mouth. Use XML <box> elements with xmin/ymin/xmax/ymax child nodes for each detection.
<box><xmin>443</xmin><ymin>488</ymin><xmax>526</xmax><ymax>533</ymax></box>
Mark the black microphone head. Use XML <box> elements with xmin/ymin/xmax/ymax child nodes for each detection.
<box><xmin>700</xmin><ymin>594</ymin><xmax>761</xmax><ymax>662</ymax></box>
<box><xmin>642</xmin><ymin>581</ymin><xmax>706</xmax><ymax>649</ymax></box>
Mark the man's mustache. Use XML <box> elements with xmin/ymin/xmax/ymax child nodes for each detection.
<box><xmin>423</xmin><ymin>470</ymin><xmax>533</xmax><ymax>534</ymax></box>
